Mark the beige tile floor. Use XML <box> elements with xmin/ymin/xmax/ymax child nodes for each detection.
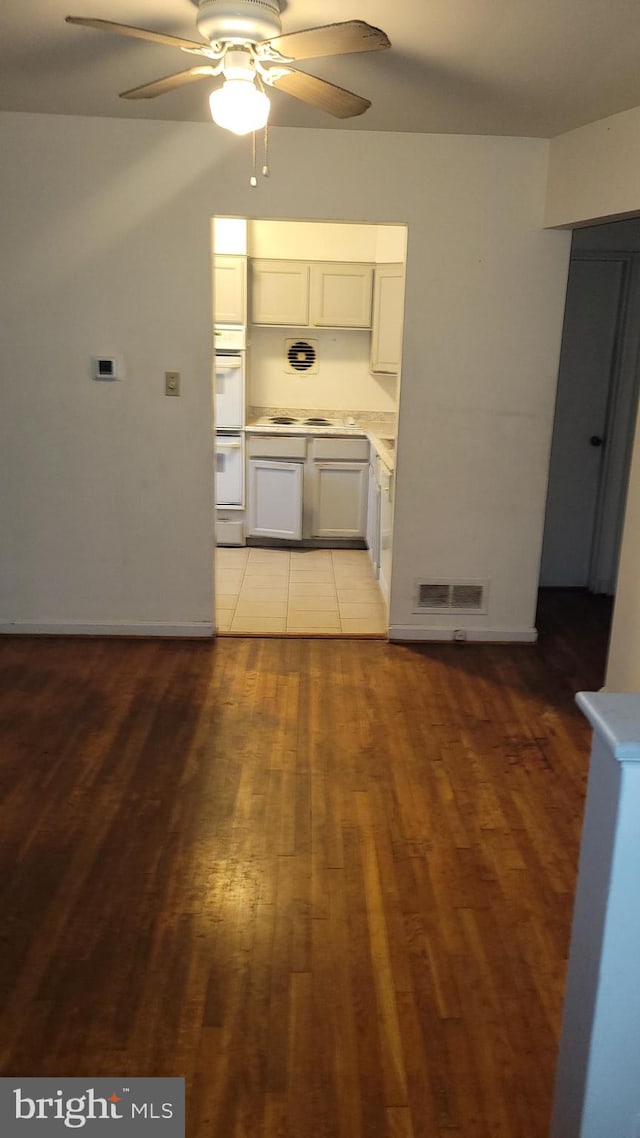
<box><xmin>215</xmin><ymin>547</ymin><xmax>387</xmax><ymax>636</ymax></box>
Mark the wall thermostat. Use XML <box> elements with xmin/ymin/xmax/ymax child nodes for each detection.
<box><xmin>92</xmin><ymin>356</ymin><xmax>120</xmax><ymax>381</ymax></box>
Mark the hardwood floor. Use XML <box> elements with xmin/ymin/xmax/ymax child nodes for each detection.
<box><xmin>0</xmin><ymin>590</ymin><xmax>612</xmax><ymax>1137</ymax></box>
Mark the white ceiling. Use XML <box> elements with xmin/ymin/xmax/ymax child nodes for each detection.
<box><xmin>4</xmin><ymin>0</ymin><xmax>640</xmax><ymax>138</ymax></box>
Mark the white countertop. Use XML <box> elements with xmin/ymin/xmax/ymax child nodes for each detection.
<box><xmin>244</xmin><ymin>418</ymin><xmax>396</xmax><ymax>471</ymax></box>
<box><xmin>246</xmin><ymin>419</ymin><xmax>365</xmax><ymax>436</ymax></box>
<box><xmin>368</xmin><ymin>431</ymin><xmax>396</xmax><ymax>472</ymax></box>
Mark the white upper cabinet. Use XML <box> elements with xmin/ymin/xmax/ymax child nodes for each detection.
<box><xmin>249</xmin><ymin>259</ymin><xmax>373</xmax><ymax>328</ymax></box>
<box><xmin>249</xmin><ymin>260</ymin><xmax>309</xmax><ymax>326</ymax></box>
<box><xmin>214</xmin><ymin>255</ymin><xmax>247</xmax><ymax>325</ymax></box>
<box><xmin>370</xmin><ymin>264</ymin><xmax>406</xmax><ymax>375</ymax></box>
<box><xmin>308</xmin><ymin>264</ymin><xmax>373</xmax><ymax>328</ymax></box>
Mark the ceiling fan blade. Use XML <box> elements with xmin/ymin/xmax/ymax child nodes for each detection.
<box><xmin>120</xmin><ymin>66</ymin><xmax>217</xmax><ymax>100</ymax></box>
<box><xmin>263</xmin><ymin>21</ymin><xmax>390</xmax><ymax>62</ymax></box>
<box><xmin>65</xmin><ymin>16</ymin><xmax>210</xmax><ymax>55</ymax></box>
<box><xmin>269</xmin><ymin>68</ymin><xmax>371</xmax><ymax>119</ymax></box>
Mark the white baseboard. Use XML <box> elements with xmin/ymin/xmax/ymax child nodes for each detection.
<box><xmin>388</xmin><ymin>625</ymin><xmax>538</xmax><ymax>644</ymax></box>
<box><xmin>0</xmin><ymin>620</ymin><xmax>215</xmax><ymax>638</ymax></box>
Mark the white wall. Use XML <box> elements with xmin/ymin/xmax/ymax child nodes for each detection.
<box><xmin>0</xmin><ymin>112</ymin><xmax>570</xmax><ymax>638</ymax></box>
<box><xmin>248</xmin><ymin>327</ymin><xmax>396</xmax><ymax>413</ymax></box>
<box><xmin>0</xmin><ymin>114</ymin><xmax>218</xmax><ymax>635</ymax></box>
<box><xmin>246</xmin><ymin>218</ymin><xmax>406</xmax><ymax>264</ymax></box>
<box><xmin>213</xmin><ymin>217</ymin><xmax>247</xmax><ymax>254</ymax></box>
<box><xmin>375</xmin><ymin>226</ymin><xmax>408</xmax><ymax>264</ymax></box>
<box><xmin>248</xmin><ymin>219</ymin><xmax>379</xmax><ymax>261</ymax></box>
<box><xmin>546</xmin><ymin>105</ymin><xmax>640</xmax><ymax>229</ymax></box>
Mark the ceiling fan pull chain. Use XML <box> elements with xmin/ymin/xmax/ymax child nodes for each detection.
<box><xmin>253</xmin><ymin>72</ymin><xmax>270</xmax><ymax>177</ymax></box>
<box><xmin>262</xmin><ymin>121</ymin><xmax>270</xmax><ymax>178</ymax></box>
<box><xmin>250</xmin><ymin>129</ymin><xmax>257</xmax><ymax>187</ymax></box>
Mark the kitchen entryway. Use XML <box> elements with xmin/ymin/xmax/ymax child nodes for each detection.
<box><xmin>215</xmin><ymin>546</ymin><xmax>386</xmax><ymax>635</ymax></box>
<box><xmin>212</xmin><ymin>215</ymin><xmax>406</xmax><ymax>638</ymax></box>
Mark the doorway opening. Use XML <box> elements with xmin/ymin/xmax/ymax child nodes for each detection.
<box><xmin>211</xmin><ymin>216</ymin><xmax>408</xmax><ymax>636</ymax></box>
<box><xmin>538</xmin><ymin>217</ymin><xmax>640</xmax><ymax>668</ymax></box>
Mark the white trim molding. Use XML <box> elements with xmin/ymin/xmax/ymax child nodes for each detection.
<box><xmin>388</xmin><ymin>625</ymin><xmax>538</xmax><ymax>643</ymax></box>
<box><xmin>0</xmin><ymin>621</ymin><xmax>215</xmax><ymax>638</ymax></box>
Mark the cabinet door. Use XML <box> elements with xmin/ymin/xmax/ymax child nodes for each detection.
<box><xmin>247</xmin><ymin>459</ymin><xmax>303</xmax><ymax>540</ymax></box>
<box><xmin>309</xmin><ymin>264</ymin><xmax>373</xmax><ymax>328</ymax></box>
<box><xmin>366</xmin><ymin>464</ymin><xmax>381</xmax><ymax>574</ymax></box>
<box><xmin>214</xmin><ymin>354</ymin><xmax>244</xmax><ymax>429</ymax></box>
<box><xmin>370</xmin><ymin>264</ymin><xmax>405</xmax><ymax>374</ymax></box>
<box><xmin>215</xmin><ymin>434</ymin><xmax>244</xmax><ymax>507</ymax></box>
<box><xmin>214</xmin><ymin>255</ymin><xmax>247</xmax><ymax>324</ymax></box>
<box><xmin>311</xmin><ymin>463</ymin><xmax>368</xmax><ymax>538</ymax></box>
<box><xmin>378</xmin><ymin>469</ymin><xmax>394</xmax><ymax>607</ymax></box>
<box><xmin>250</xmin><ymin>260</ymin><xmax>309</xmax><ymax>325</ymax></box>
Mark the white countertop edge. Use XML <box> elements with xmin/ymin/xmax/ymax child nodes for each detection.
<box><xmin>244</xmin><ymin>423</ymin><xmax>367</xmax><ymax>437</ymax></box>
<box><xmin>242</xmin><ymin>422</ymin><xmax>396</xmax><ymax>471</ymax></box>
<box><xmin>577</xmin><ymin>692</ymin><xmax>640</xmax><ymax>761</ymax></box>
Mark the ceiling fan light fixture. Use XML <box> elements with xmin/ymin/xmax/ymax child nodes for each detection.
<box><xmin>209</xmin><ymin>77</ymin><xmax>270</xmax><ymax>135</ymax></box>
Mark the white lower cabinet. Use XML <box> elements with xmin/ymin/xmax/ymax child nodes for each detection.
<box><xmin>247</xmin><ymin>459</ymin><xmax>303</xmax><ymax>540</ymax></box>
<box><xmin>311</xmin><ymin>462</ymin><xmax>368</xmax><ymax>539</ymax></box>
<box><xmin>246</xmin><ymin>432</ymin><xmax>370</xmax><ymax>544</ymax></box>
<box><xmin>366</xmin><ymin>459</ymin><xmax>381</xmax><ymax>574</ymax></box>
<box><xmin>216</xmin><ymin>513</ymin><xmax>245</xmax><ymax>546</ymax></box>
<box><xmin>379</xmin><ymin>467</ymin><xmax>394</xmax><ymax>606</ymax></box>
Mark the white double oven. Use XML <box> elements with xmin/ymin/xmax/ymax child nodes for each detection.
<box><xmin>214</xmin><ymin>326</ymin><xmax>245</xmax><ymax>507</ymax></box>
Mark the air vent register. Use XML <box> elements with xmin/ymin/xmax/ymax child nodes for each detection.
<box><xmin>413</xmin><ymin>580</ymin><xmax>488</xmax><ymax>614</ymax></box>
<box><xmin>285</xmin><ymin>339</ymin><xmax>318</xmax><ymax>374</ymax></box>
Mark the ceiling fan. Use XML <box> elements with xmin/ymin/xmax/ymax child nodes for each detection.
<box><xmin>66</xmin><ymin>1</ymin><xmax>391</xmax><ymax>135</ymax></box>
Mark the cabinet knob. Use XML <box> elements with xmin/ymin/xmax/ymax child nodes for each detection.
<box><xmin>590</xmin><ymin>435</ymin><xmax>604</xmax><ymax>447</ymax></box>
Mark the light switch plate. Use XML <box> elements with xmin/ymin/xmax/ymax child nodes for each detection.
<box><xmin>165</xmin><ymin>371</ymin><xmax>181</xmax><ymax>396</ymax></box>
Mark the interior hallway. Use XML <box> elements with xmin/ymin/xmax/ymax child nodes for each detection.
<box><xmin>0</xmin><ymin>589</ymin><xmax>613</xmax><ymax>1137</ymax></box>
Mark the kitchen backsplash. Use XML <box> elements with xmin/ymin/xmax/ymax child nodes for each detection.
<box><xmin>247</xmin><ymin>326</ymin><xmax>397</xmax><ymax>413</ymax></box>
